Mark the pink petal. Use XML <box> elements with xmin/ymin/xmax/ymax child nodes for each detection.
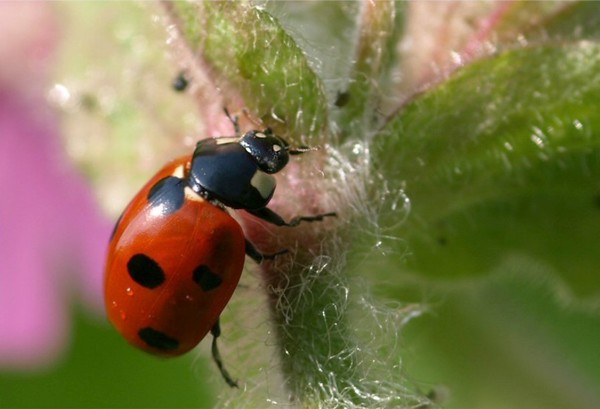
<box><xmin>0</xmin><ymin>2</ymin><xmax>113</xmax><ymax>369</ymax></box>
<box><xmin>0</xmin><ymin>89</ymin><xmax>112</xmax><ymax>369</ymax></box>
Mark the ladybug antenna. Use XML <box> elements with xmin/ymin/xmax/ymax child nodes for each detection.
<box><xmin>223</xmin><ymin>107</ymin><xmax>241</xmax><ymax>135</ymax></box>
<box><xmin>288</xmin><ymin>145</ymin><xmax>318</xmax><ymax>155</ymax></box>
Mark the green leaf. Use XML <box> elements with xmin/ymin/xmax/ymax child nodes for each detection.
<box><xmin>371</xmin><ymin>42</ymin><xmax>600</xmax><ymax>303</ymax></box>
<box><xmin>172</xmin><ymin>2</ymin><xmax>329</xmax><ymax>143</ymax></box>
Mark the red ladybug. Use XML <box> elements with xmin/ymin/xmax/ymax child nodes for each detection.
<box><xmin>105</xmin><ymin>124</ymin><xmax>334</xmax><ymax>386</ymax></box>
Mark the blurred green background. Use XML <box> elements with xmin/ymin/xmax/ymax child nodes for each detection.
<box><xmin>0</xmin><ymin>311</ymin><xmax>213</xmax><ymax>407</ymax></box>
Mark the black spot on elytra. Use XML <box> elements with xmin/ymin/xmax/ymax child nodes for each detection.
<box><xmin>147</xmin><ymin>176</ymin><xmax>185</xmax><ymax>215</ymax></box>
<box><xmin>138</xmin><ymin>327</ymin><xmax>179</xmax><ymax>351</ymax></box>
<box><xmin>128</xmin><ymin>254</ymin><xmax>165</xmax><ymax>289</ymax></box>
<box><xmin>192</xmin><ymin>265</ymin><xmax>222</xmax><ymax>291</ymax></box>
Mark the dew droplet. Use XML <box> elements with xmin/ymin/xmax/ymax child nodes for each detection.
<box><xmin>126</xmin><ymin>287</ymin><xmax>134</xmax><ymax>296</ymax></box>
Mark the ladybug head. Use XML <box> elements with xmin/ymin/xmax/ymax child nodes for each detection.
<box><xmin>239</xmin><ymin>129</ymin><xmax>291</xmax><ymax>174</ymax></box>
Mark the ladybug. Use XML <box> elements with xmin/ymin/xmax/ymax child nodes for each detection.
<box><xmin>105</xmin><ymin>116</ymin><xmax>334</xmax><ymax>386</ymax></box>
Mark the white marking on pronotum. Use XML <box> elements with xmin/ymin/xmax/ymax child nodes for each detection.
<box><xmin>255</xmin><ymin>132</ymin><xmax>267</xmax><ymax>139</ymax></box>
<box><xmin>215</xmin><ymin>136</ymin><xmax>240</xmax><ymax>145</ymax></box>
<box><xmin>250</xmin><ymin>171</ymin><xmax>276</xmax><ymax>199</ymax></box>
<box><xmin>273</xmin><ymin>144</ymin><xmax>282</xmax><ymax>152</ymax></box>
<box><xmin>172</xmin><ymin>164</ymin><xmax>204</xmax><ymax>202</ymax></box>
<box><xmin>184</xmin><ymin>186</ymin><xmax>205</xmax><ymax>202</ymax></box>
<box><xmin>172</xmin><ymin>164</ymin><xmax>185</xmax><ymax>179</ymax></box>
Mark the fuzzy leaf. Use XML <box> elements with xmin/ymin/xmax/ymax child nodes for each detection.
<box><xmin>371</xmin><ymin>42</ymin><xmax>600</xmax><ymax>304</ymax></box>
<box><xmin>172</xmin><ymin>1</ymin><xmax>329</xmax><ymax>143</ymax></box>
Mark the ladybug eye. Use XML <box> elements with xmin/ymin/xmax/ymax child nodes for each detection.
<box><xmin>239</xmin><ymin>130</ymin><xmax>290</xmax><ymax>174</ymax></box>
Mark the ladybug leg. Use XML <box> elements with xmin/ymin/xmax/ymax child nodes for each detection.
<box><xmin>246</xmin><ymin>207</ymin><xmax>337</xmax><ymax>228</ymax></box>
<box><xmin>210</xmin><ymin>320</ymin><xmax>238</xmax><ymax>388</ymax></box>
<box><xmin>245</xmin><ymin>239</ymin><xmax>289</xmax><ymax>264</ymax></box>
